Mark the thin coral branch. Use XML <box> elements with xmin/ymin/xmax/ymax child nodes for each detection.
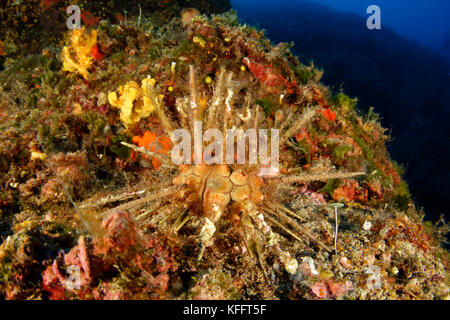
<box><xmin>282</xmin><ymin>107</ymin><xmax>318</xmax><ymax>142</ymax></box>
<box><xmin>149</xmin><ymin>204</ymin><xmax>182</xmax><ymax>226</ymax></box>
<box><xmin>175</xmin><ymin>97</ymin><xmax>192</xmax><ymax>133</ymax></box>
<box><xmin>278</xmin><ymin>106</ymin><xmax>294</xmax><ymax>134</ymax></box>
<box><xmin>273</xmin><ymin>171</ymin><xmax>366</xmax><ymax>184</ymax></box>
<box><xmin>219</xmin><ymin>72</ymin><xmax>234</xmax><ymax>132</ymax></box>
<box><xmin>189</xmin><ymin>65</ymin><xmax>198</xmax><ymax>120</ymax></box>
<box><xmin>121</xmin><ymin>142</ymin><xmax>177</xmax><ymax>169</ymax></box>
<box><xmin>238</xmin><ymin>93</ymin><xmax>253</xmax><ymax>127</ymax></box>
<box><xmin>174</xmin><ymin>214</ymin><xmax>191</xmax><ymax>232</ymax></box>
<box><xmin>262</xmin><ymin>205</ymin><xmax>331</xmax><ymax>252</ymax></box>
<box><xmin>241</xmin><ymin>212</ymin><xmax>269</xmax><ymax>282</ymax></box>
<box><xmin>253</xmin><ymin>105</ymin><xmax>260</xmax><ymax>132</ymax></box>
<box><xmin>334</xmin><ymin>206</ymin><xmax>339</xmax><ymax>254</ymax></box>
<box><xmin>262</xmin><ymin>211</ymin><xmax>304</xmax><ymax>242</ymax></box>
<box><xmin>206</xmin><ymin>68</ymin><xmax>225</xmax><ymax>129</ymax></box>
<box><xmin>152</xmin><ymin>95</ymin><xmax>177</xmax><ymax>135</ymax></box>
<box><xmin>267</xmin><ymin>202</ymin><xmax>307</xmax><ymax>223</ymax></box>
<box><xmin>99</xmin><ymin>186</ymin><xmax>179</xmax><ymax>217</ymax></box>
<box><xmin>223</xmin><ymin>87</ymin><xmax>234</xmax><ymax>134</ymax></box>
<box><xmin>79</xmin><ymin>190</ymin><xmax>146</xmax><ymax>210</ymax></box>
<box><xmin>135</xmin><ymin>200</ymin><xmax>163</xmax><ymax>221</ymax></box>
<box><xmin>140</xmin><ymin>80</ymin><xmax>177</xmax><ymax>135</ymax></box>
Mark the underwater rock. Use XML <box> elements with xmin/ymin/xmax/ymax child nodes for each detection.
<box><xmin>0</xmin><ymin>0</ymin><xmax>232</xmax><ymax>66</ymax></box>
<box><xmin>0</xmin><ymin>7</ymin><xmax>448</xmax><ymax>300</ymax></box>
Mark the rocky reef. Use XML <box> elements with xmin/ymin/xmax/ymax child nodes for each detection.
<box><xmin>0</xmin><ymin>6</ymin><xmax>448</xmax><ymax>300</ymax></box>
<box><xmin>0</xmin><ymin>0</ymin><xmax>231</xmax><ymax>67</ymax></box>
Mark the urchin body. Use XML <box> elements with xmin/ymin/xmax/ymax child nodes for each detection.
<box><xmin>173</xmin><ymin>164</ymin><xmax>264</xmax><ymax>223</ymax></box>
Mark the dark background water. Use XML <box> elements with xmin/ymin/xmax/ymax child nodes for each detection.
<box><xmin>231</xmin><ymin>0</ymin><xmax>450</xmax><ymax>222</ymax></box>
<box><xmin>293</xmin><ymin>0</ymin><xmax>450</xmax><ymax>56</ymax></box>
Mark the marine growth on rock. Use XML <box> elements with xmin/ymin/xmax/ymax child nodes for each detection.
<box><xmin>0</xmin><ymin>6</ymin><xmax>448</xmax><ymax>300</ymax></box>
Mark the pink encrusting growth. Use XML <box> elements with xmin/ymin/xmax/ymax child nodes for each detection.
<box><xmin>42</xmin><ymin>212</ymin><xmax>177</xmax><ymax>299</ymax></box>
<box><xmin>243</xmin><ymin>57</ymin><xmax>288</xmax><ymax>87</ymax></box>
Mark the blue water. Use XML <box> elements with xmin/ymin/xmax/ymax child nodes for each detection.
<box><xmin>232</xmin><ymin>0</ymin><xmax>450</xmax><ymax>58</ymax></box>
